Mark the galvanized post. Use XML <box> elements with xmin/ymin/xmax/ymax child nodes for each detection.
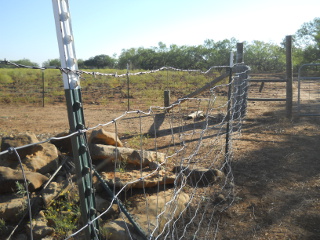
<box><xmin>52</xmin><ymin>1</ymin><xmax>99</xmax><ymax>239</ymax></box>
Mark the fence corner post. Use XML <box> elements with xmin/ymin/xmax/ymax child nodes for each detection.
<box><xmin>286</xmin><ymin>35</ymin><xmax>293</xmax><ymax>119</ymax></box>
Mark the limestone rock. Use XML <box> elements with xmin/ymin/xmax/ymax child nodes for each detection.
<box><xmin>0</xmin><ymin>134</ymin><xmax>59</xmax><ymax>175</ymax></box>
<box><xmin>0</xmin><ymin>166</ymin><xmax>48</xmax><ymax>194</ymax></box>
<box><xmin>173</xmin><ymin>166</ymin><xmax>224</xmax><ymax>186</ymax></box>
<box><xmin>26</xmin><ymin>211</ymin><xmax>55</xmax><ymax>240</ymax></box>
<box><xmin>0</xmin><ymin>133</ymin><xmax>42</xmax><ymax>161</ymax></box>
<box><xmin>103</xmin><ymin>189</ymin><xmax>189</xmax><ymax>239</ymax></box>
<box><xmin>100</xmin><ymin>169</ymin><xmax>176</xmax><ymax>189</ymax></box>
<box><xmin>102</xmin><ymin>219</ymin><xmax>136</xmax><ymax>240</ymax></box>
<box><xmin>95</xmin><ymin>194</ymin><xmax>119</xmax><ymax>219</ymax></box>
<box><xmin>41</xmin><ymin>182</ymin><xmax>62</xmax><ymax>208</ymax></box>
<box><xmin>0</xmin><ymin>194</ymin><xmax>27</xmax><ymax>223</ymax></box>
<box><xmin>25</xmin><ymin>142</ymin><xmax>59</xmax><ymax>174</ymax></box>
<box><xmin>187</xmin><ymin>111</ymin><xmax>205</xmax><ymax>120</ymax></box>
<box><xmin>89</xmin><ymin>129</ymin><xmax>123</xmax><ymax>147</ymax></box>
<box><xmin>90</xmin><ymin>144</ymin><xmax>165</xmax><ymax>167</ymax></box>
<box><xmin>50</xmin><ymin>131</ymin><xmax>73</xmax><ymax>154</ymax></box>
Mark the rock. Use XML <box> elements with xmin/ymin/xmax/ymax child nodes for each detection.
<box><xmin>0</xmin><ymin>166</ymin><xmax>48</xmax><ymax>194</ymax></box>
<box><xmin>89</xmin><ymin>129</ymin><xmax>123</xmax><ymax>147</ymax></box>
<box><xmin>0</xmin><ymin>134</ymin><xmax>60</xmax><ymax>175</ymax></box>
<box><xmin>0</xmin><ymin>133</ymin><xmax>42</xmax><ymax>161</ymax></box>
<box><xmin>90</xmin><ymin>144</ymin><xmax>165</xmax><ymax>167</ymax></box>
<box><xmin>11</xmin><ymin>234</ymin><xmax>28</xmax><ymax>240</ymax></box>
<box><xmin>41</xmin><ymin>182</ymin><xmax>62</xmax><ymax>208</ymax></box>
<box><xmin>0</xmin><ymin>194</ymin><xmax>27</xmax><ymax>222</ymax></box>
<box><xmin>187</xmin><ymin>111</ymin><xmax>205</xmax><ymax>120</ymax></box>
<box><xmin>25</xmin><ymin>142</ymin><xmax>59</xmax><ymax>174</ymax></box>
<box><xmin>95</xmin><ymin>195</ymin><xmax>119</xmax><ymax>218</ymax></box>
<box><xmin>173</xmin><ymin>166</ymin><xmax>224</xmax><ymax>186</ymax></box>
<box><xmin>50</xmin><ymin>131</ymin><xmax>73</xmax><ymax>154</ymax></box>
<box><xmin>100</xmin><ymin>169</ymin><xmax>176</xmax><ymax>189</ymax></box>
<box><xmin>26</xmin><ymin>211</ymin><xmax>55</xmax><ymax>240</ymax></box>
<box><xmin>102</xmin><ymin>219</ymin><xmax>137</xmax><ymax>240</ymax></box>
<box><xmin>103</xmin><ymin>189</ymin><xmax>189</xmax><ymax>239</ymax></box>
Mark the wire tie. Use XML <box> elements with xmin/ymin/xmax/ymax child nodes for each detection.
<box><xmin>77</xmin><ymin>129</ymin><xmax>84</xmax><ymax>135</ymax></box>
<box><xmin>7</xmin><ymin>147</ymin><xmax>15</xmax><ymax>155</ymax></box>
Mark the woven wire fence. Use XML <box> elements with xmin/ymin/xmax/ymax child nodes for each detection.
<box><xmin>0</xmin><ymin>62</ymin><xmax>248</xmax><ymax>240</ymax></box>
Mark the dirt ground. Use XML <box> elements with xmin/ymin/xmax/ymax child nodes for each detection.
<box><xmin>0</xmin><ymin>93</ymin><xmax>320</xmax><ymax>239</ymax></box>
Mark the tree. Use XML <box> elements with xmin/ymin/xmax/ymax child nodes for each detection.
<box><xmin>295</xmin><ymin>17</ymin><xmax>320</xmax><ymax>63</ymax></box>
<box><xmin>42</xmin><ymin>58</ymin><xmax>60</xmax><ymax>67</ymax></box>
<box><xmin>0</xmin><ymin>58</ymin><xmax>39</xmax><ymax>68</ymax></box>
<box><xmin>245</xmin><ymin>41</ymin><xmax>286</xmax><ymax>72</ymax></box>
<box><xmin>84</xmin><ymin>54</ymin><xmax>116</xmax><ymax>69</ymax></box>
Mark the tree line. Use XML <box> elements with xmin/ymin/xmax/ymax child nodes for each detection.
<box><xmin>2</xmin><ymin>17</ymin><xmax>319</xmax><ymax>73</ymax></box>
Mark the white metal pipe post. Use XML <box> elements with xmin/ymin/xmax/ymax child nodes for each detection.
<box><xmin>52</xmin><ymin>1</ymin><xmax>99</xmax><ymax>239</ymax></box>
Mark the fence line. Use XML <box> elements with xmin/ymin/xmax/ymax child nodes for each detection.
<box><xmin>0</xmin><ymin>63</ymin><xmax>249</xmax><ymax>239</ymax></box>
<box><xmin>0</xmin><ymin>59</ymin><xmax>234</xmax><ymax>78</ymax></box>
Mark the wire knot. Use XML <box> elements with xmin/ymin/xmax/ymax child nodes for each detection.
<box><xmin>7</xmin><ymin>147</ymin><xmax>15</xmax><ymax>155</ymax></box>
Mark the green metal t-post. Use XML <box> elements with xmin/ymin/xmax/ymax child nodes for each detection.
<box><xmin>52</xmin><ymin>1</ymin><xmax>99</xmax><ymax>239</ymax></box>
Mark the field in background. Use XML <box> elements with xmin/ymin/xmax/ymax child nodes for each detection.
<box><xmin>0</xmin><ymin>68</ymin><xmax>224</xmax><ymax>109</ymax></box>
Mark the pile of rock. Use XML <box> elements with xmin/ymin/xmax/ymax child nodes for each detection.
<box><xmin>0</xmin><ymin>129</ymin><xmax>224</xmax><ymax>239</ymax></box>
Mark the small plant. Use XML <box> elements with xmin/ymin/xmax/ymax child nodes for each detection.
<box><xmin>115</xmin><ymin>157</ymin><xmax>127</xmax><ymax>173</ymax></box>
<box><xmin>127</xmin><ymin>134</ymin><xmax>149</xmax><ymax>149</ymax></box>
<box><xmin>44</xmin><ymin>190</ymin><xmax>80</xmax><ymax>238</ymax></box>
<box><xmin>15</xmin><ymin>181</ymin><xmax>28</xmax><ymax>197</ymax></box>
<box><xmin>0</xmin><ymin>218</ymin><xmax>8</xmax><ymax>235</ymax></box>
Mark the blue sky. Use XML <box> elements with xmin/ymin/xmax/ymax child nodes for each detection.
<box><xmin>1</xmin><ymin>0</ymin><xmax>319</xmax><ymax>65</ymax></box>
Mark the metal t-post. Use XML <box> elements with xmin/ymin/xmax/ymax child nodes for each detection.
<box><xmin>52</xmin><ymin>1</ymin><xmax>99</xmax><ymax>239</ymax></box>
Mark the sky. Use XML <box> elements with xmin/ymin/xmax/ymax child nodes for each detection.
<box><xmin>0</xmin><ymin>0</ymin><xmax>319</xmax><ymax>66</ymax></box>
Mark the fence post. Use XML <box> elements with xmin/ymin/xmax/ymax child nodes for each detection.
<box><xmin>286</xmin><ymin>35</ymin><xmax>293</xmax><ymax>119</ymax></box>
<box><xmin>126</xmin><ymin>62</ymin><xmax>130</xmax><ymax>111</ymax></box>
<box><xmin>164</xmin><ymin>90</ymin><xmax>170</xmax><ymax>107</ymax></box>
<box><xmin>42</xmin><ymin>70</ymin><xmax>45</xmax><ymax>107</ymax></box>
<box><xmin>52</xmin><ymin>1</ymin><xmax>99</xmax><ymax>239</ymax></box>
<box><xmin>233</xmin><ymin>42</ymin><xmax>247</xmax><ymax>119</ymax></box>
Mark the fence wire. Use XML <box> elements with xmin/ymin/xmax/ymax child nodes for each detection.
<box><xmin>0</xmin><ymin>63</ymin><xmax>249</xmax><ymax>240</ymax></box>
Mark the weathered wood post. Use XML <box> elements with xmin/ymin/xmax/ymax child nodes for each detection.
<box><xmin>233</xmin><ymin>42</ymin><xmax>248</xmax><ymax>119</ymax></box>
<box><xmin>164</xmin><ymin>90</ymin><xmax>170</xmax><ymax>107</ymax></box>
<box><xmin>286</xmin><ymin>35</ymin><xmax>293</xmax><ymax>119</ymax></box>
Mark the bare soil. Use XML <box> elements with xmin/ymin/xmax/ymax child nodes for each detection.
<box><xmin>0</xmin><ymin>91</ymin><xmax>320</xmax><ymax>239</ymax></box>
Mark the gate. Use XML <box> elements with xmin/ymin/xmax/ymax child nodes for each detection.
<box><xmin>298</xmin><ymin>63</ymin><xmax>320</xmax><ymax>116</ymax></box>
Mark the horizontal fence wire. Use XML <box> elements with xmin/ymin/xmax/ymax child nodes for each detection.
<box><xmin>0</xmin><ymin>63</ymin><xmax>249</xmax><ymax>240</ymax></box>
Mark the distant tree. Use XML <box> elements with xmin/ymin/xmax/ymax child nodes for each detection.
<box><xmin>294</xmin><ymin>17</ymin><xmax>320</xmax><ymax>63</ymax></box>
<box><xmin>117</xmin><ymin>48</ymin><xmax>138</xmax><ymax>69</ymax></box>
<box><xmin>42</xmin><ymin>58</ymin><xmax>60</xmax><ymax>67</ymax></box>
<box><xmin>13</xmin><ymin>58</ymin><xmax>39</xmax><ymax>67</ymax></box>
<box><xmin>84</xmin><ymin>54</ymin><xmax>116</xmax><ymax>69</ymax></box>
<box><xmin>77</xmin><ymin>59</ymin><xmax>85</xmax><ymax>69</ymax></box>
<box><xmin>0</xmin><ymin>58</ymin><xmax>39</xmax><ymax>68</ymax></box>
<box><xmin>245</xmin><ymin>41</ymin><xmax>285</xmax><ymax>72</ymax></box>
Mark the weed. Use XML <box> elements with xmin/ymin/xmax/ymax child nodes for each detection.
<box><xmin>0</xmin><ymin>218</ymin><xmax>8</xmax><ymax>235</ymax></box>
<box><xmin>44</xmin><ymin>190</ymin><xmax>80</xmax><ymax>238</ymax></box>
<box><xmin>15</xmin><ymin>181</ymin><xmax>28</xmax><ymax>197</ymax></box>
<box><xmin>127</xmin><ymin>134</ymin><xmax>149</xmax><ymax>149</ymax></box>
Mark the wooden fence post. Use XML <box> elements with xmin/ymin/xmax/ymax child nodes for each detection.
<box><xmin>286</xmin><ymin>35</ymin><xmax>293</xmax><ymax>119</ymax></box>
<box><xmin>164</xmin><ymin>90</ymin><xmax>170</xmax><ymax>107</ymax></box>
<box><xmin>233</xmin><ymin>42</ymin><xmax>248</xmax><ymax>119</ymax></box>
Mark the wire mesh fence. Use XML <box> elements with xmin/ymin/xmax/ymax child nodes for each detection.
<box><xmin>0</xmin><ymin>62</ymin><xmax>249</xmax><ymax>239</ymax></box>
